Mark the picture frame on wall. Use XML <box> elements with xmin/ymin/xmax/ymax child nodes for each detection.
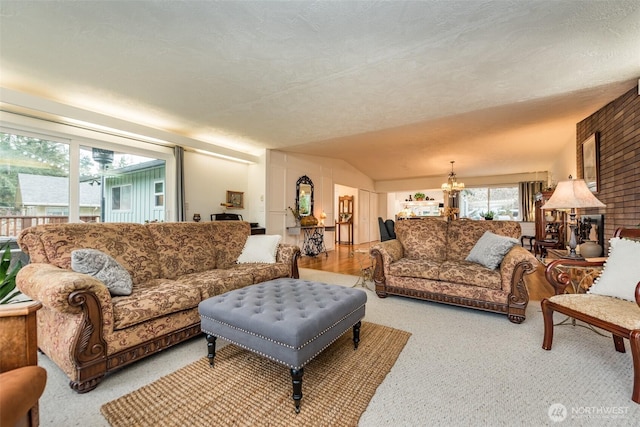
<box><xmin>226</xmin><ymin>191</ymin><xmax>244</xmax><ymax>209</ymax></box>
<box><xmin>582</xmin><ymin>132</ymin><xmax>600</xmax><ymax>192</ymax></box>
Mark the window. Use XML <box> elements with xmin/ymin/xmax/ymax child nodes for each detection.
<box><xmin>111</xmin><ymin>185</ymin><xmax>132</xmax><ymax>211</ymax></box>
<box><xmin>460</xmin><ymin>186</ymin><xmax>520</xmax><ymax>220</ymax></box>
<box><xmin>154</xmin><ymin>181</ymin><xmax>164</xmax><ymax>208</ymax></box>
<box><xmin>1</xmin><ymin>115</ymin><xmax>175</xmax><ymax>238</ymax></box>
<box><xmin>0</xmin><ymin>131</ymin><xmax>70</xmax><ymax>237</ymax></box>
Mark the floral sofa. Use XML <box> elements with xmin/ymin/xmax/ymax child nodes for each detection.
<box><xmin>16</xmin><ymin>221</ymin><xmax>300</xmax><ymax>393</ymax></box>
<box><xmin>370</xmin><ymin>219</ymin><xmax>538</xmax><ymax>323</ymax></box>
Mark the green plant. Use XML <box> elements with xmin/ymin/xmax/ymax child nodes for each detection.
<box><xmin>0</xmin><ymin>242</ymin><xmax>23</xmax><ymax>304</ymax></box>
<box><xmin>414</xmin><ymin>192</ymin><xmax>426</xmax><ymax>200</ymax></box>
<box><xmin>481</xmin><ymin>211</ymin><xmax>495</xmax><ymax>220</ymax></box>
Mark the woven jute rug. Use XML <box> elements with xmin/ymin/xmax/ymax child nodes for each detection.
<box><xmin>101</xmin><ymin>322</ymin><xmax>410</xmax><ymax>427</ymax></box>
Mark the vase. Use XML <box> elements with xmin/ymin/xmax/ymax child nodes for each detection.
<box><xmin>579</xmin><ymin>240</ymin><xmax>602</xmax><ymax>258</ymax></box>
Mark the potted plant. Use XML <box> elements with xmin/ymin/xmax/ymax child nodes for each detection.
<box><xmin>481</xmin><ymin>211</ymin><xmax>495</xmax><ymax>220</ymax></box>
<box><xmin>0</xmin><ymin>242</ymin><xmax>24</xmax><ymax>304</ymax></box>
<box><xmin>414</xmin><ymin>192</ymin><xmax>426</xmax><ymax>201</ymax></box>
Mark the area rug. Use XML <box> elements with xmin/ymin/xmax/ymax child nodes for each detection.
<box><xmin>101</xmin><ymin>322</ymin><xmax>410</xmax><ymax>427</ymax></box>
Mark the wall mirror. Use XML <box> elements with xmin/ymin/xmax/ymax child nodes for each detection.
<box><xmin>296</xmin><ymin>175</ymin><xmax>314</xmax><ymax>217</ymax></box>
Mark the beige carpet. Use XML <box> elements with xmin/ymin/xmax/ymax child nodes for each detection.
<box><xmin>101</xmin><ymin>322</ymin><xmax>410</xmax><ymax>427</ymax></box>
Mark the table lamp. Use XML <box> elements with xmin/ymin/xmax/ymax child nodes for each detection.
<box><xmin>319</xmin><ymin>211</ymin><xmax>327</xmax><ymax>225</ymax></box>
<box><xmin>543</xmin><ymin>177</ymin><xmax>605</xmax><ymax>259</ymax></box>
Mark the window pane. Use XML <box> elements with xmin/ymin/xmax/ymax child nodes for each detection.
<box><xmin>80</xmin><ymin>146</ymin><xmax>165</xmax><ymax>223</ymax></box>
<box><xmin>460</xmin><ymin>188</ymin><xmax>488</xmax><ymax>220</ymax></box>
<box><xmin>154</xmin><ymin>181</ymin><xmax>164</xmax><ymax>208</ymax></box>
<box><xmin>0</xmin><ymin>132</ymin><xmax>69</xmax><ymax>238</ymax></box>
<box><xmin>460</xmin><ymin>186</ymin><xmax>519</xmax><ymax>220</ymax></box>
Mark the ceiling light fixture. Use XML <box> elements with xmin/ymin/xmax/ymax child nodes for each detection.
<box><xmin>441</xmin><ymin>161</ymin><xmax>465</xmax><ymax>196</ymax></box>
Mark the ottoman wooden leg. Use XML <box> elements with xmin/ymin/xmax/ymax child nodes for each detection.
<box><xmin>353</xmin><ymin>321</ymin><xmax>361</xmax><ymax>349</ymax></box>
<box><xmin>206</xmin><ymin>335</ymin><xmax>217</xmax><ymax>367</ymax></box>
<box><xmin>290</xmin><ymin>368</ymin><xmax>304</xmax><ymax>413</ymax></box>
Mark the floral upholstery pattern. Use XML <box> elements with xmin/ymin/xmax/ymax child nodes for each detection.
<box><xmin>549</xmin><ymin>293</ymin><xmax>640</xmax><ymax>330</ymax></box>
<box><xmin>145</xmin><ymin>223</ymin><xmax>219</xmax><ymax>279</ymax></box>
<box><xmin>438</xmin><ymin>260</ymin><xmax>502</xmax><ymax>290</ymax></box>
<box><xmin>208</xmin><ymin>222</ymin><xmax>251</xmax><ymax>268</ymax></box>
<box><xmin>395</xmin><ymin>219</ymin><xmax>448</xmax><ymax>261</ymax></box>
<box><xmin>371</xmin><ymin>219</ymin><xmax>537</xmax><ymax>321</ymax></box>
<box><xmin>18</xmin><ymin>223</ymin><xmax>161</xmax><ymax>285</ymax></box>
<box><xmin>446</xmin><ymin>220</ymin><xmax>521</xmax><ymax>261</ymax></box>
<box><xmin>111</xmin><ymin>279</ymin><xmax>201</xmax><ymax>330</ymax></box>
<box><xmin>387</xmin><ymin>275</ymin><xmax>507</xmax><ymax>304</ymax></box>
<box><xmin>15</xmin><ymin>220</ymin><xmax>301</xmax><ymax>388</ymax></box>
<box><xmin>389</xmin><ymin>258</ymin><xmax>441</xmax><ymax>280</ymax></box>
<box><xmin>175</xmin><ymin>269</ymin><xmax>254</xmax><ymax>299</ymax></box>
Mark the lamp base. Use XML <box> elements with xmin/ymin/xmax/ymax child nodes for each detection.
<box><xmin>560</xmin><ymin>253</ymin><xmax>584</xmax><ymax>260</ymax></box>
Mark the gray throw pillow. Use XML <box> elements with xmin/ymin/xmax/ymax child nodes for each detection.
<box><xmin>466</xmin><ymin>231</ymin><xmax>519</xmax><ymax>270</ymax></box>
<box><xmin>71</xmin><ymin>249</ymin><xmax>133</xmax><ymax>296</ymax></box>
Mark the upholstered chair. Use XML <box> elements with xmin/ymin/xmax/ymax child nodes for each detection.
<box><xmin>541</xmin><ymin>227</ymin><xmax>640</xmax><ymax>404</ymax></box>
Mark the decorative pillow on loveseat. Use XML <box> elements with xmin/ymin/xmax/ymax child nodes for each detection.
<box><xmin>71</xmin><ymin>249</ymin><xmax>133</xmax><ymax>296</ymax></box>
<box><xmin>237</xmin><ymin>235</ymin><xmax>282</xmax><ymax>264</ymax></box>
<box><xmin>465</xmin><ymin>230</ymin><xmax>519</xmax><ymax>270</ymax></box>
<box><xmin>588</xmin><ymin>237</ymin><xmax>640</xmax><ymax>302</ymax></box>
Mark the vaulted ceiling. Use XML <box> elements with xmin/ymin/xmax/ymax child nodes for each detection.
<box><xmin>1</xmin><ymin>1</ymin><xmax>638</xmax><ymax>183</ymax></box>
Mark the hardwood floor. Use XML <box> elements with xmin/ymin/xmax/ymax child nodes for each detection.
<box><xmin>298</xmin><ymin>242</ymin><xmax>554</xmax><ymax>301</ymax></box>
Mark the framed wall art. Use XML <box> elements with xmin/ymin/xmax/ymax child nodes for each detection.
<box><xmin>226</xmin><ymin>191</ymin><xmax>244</xmax><ymax>209</ymax></box>
<box><xmin>582</xmin><ymin>132</ymin><xmax>600</xmax><ymax>192</ymax></box>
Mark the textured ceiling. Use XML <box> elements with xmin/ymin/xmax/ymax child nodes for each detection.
<box><xmin>1</xmin><ymin>1</ymin><xmax>639</xmax><ymax>182</ymax></box>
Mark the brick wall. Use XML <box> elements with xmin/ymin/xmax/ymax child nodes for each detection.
<box><xmin>576</xmin><ymin>85</ymin><xmax>640</xmax><ymax>240</ymax></box>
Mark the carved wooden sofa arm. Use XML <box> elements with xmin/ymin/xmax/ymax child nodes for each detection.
<box><xmin>16</xmin><ymin>263</ymin><xmax>111</xmax><ymax>393</ymax></box>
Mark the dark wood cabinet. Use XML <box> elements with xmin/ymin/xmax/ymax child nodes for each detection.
<box><xmin>534</xmin><ymin>190</ymin><xmax>567</xmax><ymax>257</ymax></box>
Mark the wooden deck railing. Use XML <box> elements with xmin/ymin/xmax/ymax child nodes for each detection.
<box><xmin>0</xmin><ymin>216</ymin><xmax>100</xmax><ymax>238</ymax></box>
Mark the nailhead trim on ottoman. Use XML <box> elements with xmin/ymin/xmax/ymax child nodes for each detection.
<box><xmin>198</xmin><ymin>277</ymin><xmax>367</xmax><ymax>412</ymax></box>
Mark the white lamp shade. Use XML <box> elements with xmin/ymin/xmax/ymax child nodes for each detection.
<box><xmin>543</xmin><ymin>179</ymin><xmax>606</xmax><ymax>210</ymax></box>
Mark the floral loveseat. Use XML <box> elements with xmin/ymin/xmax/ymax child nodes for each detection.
<box><xmin>370</xmin><ymin>219</ymin><xmax>538</xmax><ymax>323</ymax></box>
<box><xmin>16</xmin><ymin>221</ymin><xmax>300</xmax><ymax>392</ymax></box>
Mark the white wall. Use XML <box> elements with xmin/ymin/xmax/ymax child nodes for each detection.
<box><xmin>183</xmin><ymin>151</ymin><xmax>251</xmax><ymax>223</ymax></box>
<box><xmin>548</xmin><ymin>138</ymin><xmax>577</xmax><ymax>186</ymax></box>
<box><xmin>266</xmin><ymin>150</ymin><xmax>376</xmax><ymax>249</ymax></box>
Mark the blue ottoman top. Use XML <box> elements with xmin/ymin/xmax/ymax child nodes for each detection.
<box><xmin>199</xmin><ymin>278</ymin><xmax>366</xmax><ymax>349</ymax></box>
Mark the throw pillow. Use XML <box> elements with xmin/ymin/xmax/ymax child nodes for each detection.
<box><xmin>588</xmin><ymin>237</ymin><xmax>640</xmax><ymax>302</ymax></box>
<box><xmin>71</xmin><ymin>249</ymin><xmax>133</xmax><ymax>296</ymax></box>
<box><xmin>465</xmin><ymin>230</ymin><xmax>519</xmax><ymax>270</ymax></box>
<box><xmin>237</xmin><ymin>235</ymin><xmax>282</xmax><ymax>264</ymax></box>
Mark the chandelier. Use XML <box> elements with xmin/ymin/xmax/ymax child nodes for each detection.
<box><xmin>441</xmin><ymin>161</ymin><xmax>465</xmax><ymax>195</ymax></box>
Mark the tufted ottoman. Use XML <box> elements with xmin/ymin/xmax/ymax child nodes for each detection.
<box><xmin>198</xmin><ymin>278</ymin><xmax>367</xmax><ymax>413</ymax></box>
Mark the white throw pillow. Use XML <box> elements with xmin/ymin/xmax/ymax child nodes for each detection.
<box><xmin>466</xmin><ymin>230</ymin><xmax>519</xmax><ymax>270</ymax></box>
<box><xmin>71</xmin><ymin>249</ymin><xmax>133</xmax><ymax>296</ymax></box>
<box><xmin>588</xmin><ymin>237</ymin><xmax>640</xmax><ymax>302</ymax></box>
<box><xmin>237</xmin><ymin>235</ymin><xmax>282</xmax><ymax>264</ymax></box>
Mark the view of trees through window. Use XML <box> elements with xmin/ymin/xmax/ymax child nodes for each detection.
<box><xmin>1</xmin><ymin>131</ymin><xmax>166</xmax><ymax>238</ymax></box>
<box><xmin>459</xmin><ymin>187</ymin><xmax>520</xmax><ymax>220</ymax></box>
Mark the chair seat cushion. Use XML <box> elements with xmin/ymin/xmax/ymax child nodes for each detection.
<box><xmin>549</xmin><ymin>293</ymin><xmax>640</xmax><ymax>331</ymax></box>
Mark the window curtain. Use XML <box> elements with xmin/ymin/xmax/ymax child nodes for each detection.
<box><xmin>519</xmin><ymin>181</ymin><xmax>544</xmax><ymax>222</ymax></box>
<box><xmin>175</xmin><ymin>146</ymin><xmax>186</xmax><ymax>222</ymax></box>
